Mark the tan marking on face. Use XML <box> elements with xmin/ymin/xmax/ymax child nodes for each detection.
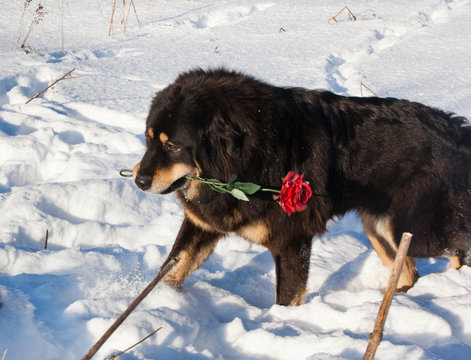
<box><xmin>146</xmin><ymin>163</ymin><xmax>194</xmax><ymax>194</ymax></box>
<box><xmin>159</xmin><ymin>132</ymin><xmax>169</xmax><ymax>143</ymax></box>
<box><xmin>238</xmin><ymin>220</ymin><xmax>270</xmax><ymax>245</ymax></box>
<box><xmin>361</xmin><ymin>213</ymin><xmax>418</xmax><ymax>291</ymax></box>
<box><xmin>446</xmin><ymin>255</ymin><xmax>462</xmax><ymax>270</ymax></box>
<box><xmin>148</xmin><ymin>128</ymin><xmax>154</xmax><ymax>139</ymax></box>
<box><xmin>132</xmin><ymin>162</ymin><xmax>141</xmax><ymax>179</ymax></box>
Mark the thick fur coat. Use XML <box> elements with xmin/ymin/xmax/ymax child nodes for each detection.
<box><xmin>134</xmin><ymin>68</ymin><xmax>471</xmax><ymax>305</ymax></box>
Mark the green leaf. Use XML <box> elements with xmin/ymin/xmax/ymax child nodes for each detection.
<box><xmin>234</xmin><ymin>182</ymin><xmax>261</xmax><ymax>195</ymax></box>
<box><xmin>228</xmin><ymin>174</ymin><xmax>238</xmax><ymax>186</ymax></box>
<box><xmin>230</xmin><ymin>188</ymin><xmax>250</xmax><ymax>201</ymax></box>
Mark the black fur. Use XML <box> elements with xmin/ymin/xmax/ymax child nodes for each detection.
<box><xmin>134</xmin><ymin>68</ymin><xmax>471</xmax><ymax>305</ymax></box>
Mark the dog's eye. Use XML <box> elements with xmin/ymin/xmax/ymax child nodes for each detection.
<box><xmin>164</xmin><ymin>141</ymin><xmax>180</xmax><ymax>152</ymax></box>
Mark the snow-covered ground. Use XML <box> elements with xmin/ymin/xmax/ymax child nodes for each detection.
<box><xmin>1</xmin><ymin>1</ymin><xmax>471</xmax><ymax>359</ymax></box>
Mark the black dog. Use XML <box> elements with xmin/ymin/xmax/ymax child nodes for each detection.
<box><xmin>134</xmin><ymin>68</ymin><xmax>471</xmax><ymax>305</ymax></box>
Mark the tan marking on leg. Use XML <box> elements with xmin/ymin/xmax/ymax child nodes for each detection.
<box><xmin>147</xmin><ymin>128</ymin><xmax>154</xmax><ymax>139</ymax></box>
<box><xmin>159</xmin><ymin>132</ymin><xmax>168</xmax><ymax>143</ymax></box>
<box><xmin>163</xmin><ymin>250</ymin><xmax>190</xmax><ymax>289</ymax></box>
<box><xmin>184</xmin><ymin>207</ymin><xmax>214</xmax><ymax>232</ymax></box>
<box><xmin>223</xmin><ymin>210</ymin><xmax>244</xmax><ymax>229</ymax></box>
<box><xmin>163</xmin><ymin>241</ymin><xmax>219</xmax><ymax>288</ymax></box>
<box><xmin>237</xmin><ymin>221</ymin><xmax>270</xmax><ymax>245</ymax></box>
<box><xmin>289</xmin><ymin>289</ymin><xmax>306</xmax><ymax>306</ymax></box>
<box><xmin>446</xmin><ymin>255</ymin><xmax>462</xmax><ymax>270</ymax></box>
<box><xmin>361</xmin><ymin>214</ymin><xmax>418</xmax><ymax>291</ymax></box>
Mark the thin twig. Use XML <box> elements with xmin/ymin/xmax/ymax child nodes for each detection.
<box><xmin>60</xmin><ymin>0</ymin><xmax>65</xmax><ymax>56</ymax></box>
<box><xmin>2</xmin><ymin>349</ymin><xmax>7</xmax><ymax>360</ymax></box>
<box><xmin>81</xmin><ymin>257</ymin><xmax>179</xmax><ymax>360</ymax></box>
<box><xmin>25</xmin><ymin>68</ymin><xmax>75</xmax><ymax>104</ymax></box>
<box><xmin>124</xmin><ymin>0</ymin><xmax>131</xmax><ymax>33</ymax></box>
<box><xmin>130</xmin><ymin>0</ymin><xmax>141</xmax><ymax>28</ymax></box>
<box><xmin>360</xmin><ymin>81</ymin><xmax>378</xmax><ymax>97</ymax></box>
<box><xmin>363</xmin><ymin>232</ymin><xmax>413</xmax><ymax>360</ymax></box>
<box><xmin>108</xmin><ymin>327</ymin><xmax>163</xmax><ymax>359</ymax></box>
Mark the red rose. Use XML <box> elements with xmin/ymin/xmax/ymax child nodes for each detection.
<box><xmin>278</xmin><ymin>171</ymin><xmax>312</xmax><ymax>215</ymax></box>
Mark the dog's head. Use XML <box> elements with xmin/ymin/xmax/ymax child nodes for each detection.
<box><xmin>133</xmin><ymin>85</ymin><xmax>199</xmax><ymax>195</ymax></box>
<box><xmin>134</xmin><ymin>69</ymin><xmax>251</xmax><ymax>196</ymax></box>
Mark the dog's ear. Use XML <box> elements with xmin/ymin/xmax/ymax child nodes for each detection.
<box><xmin>208</xmin><ymin>111</ymin><xmax>243</xmax><ymax>159</ymax></box>
<box><xmin>196</xmin><ymin>111</ymin><xmax>244</xmax><ymax>179</ymax></box>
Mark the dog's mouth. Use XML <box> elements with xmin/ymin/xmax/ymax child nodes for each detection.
<box><xmin>160</xmin><ymin>176</ymin><xmax>189</xmax><ymax>194</ymax></box>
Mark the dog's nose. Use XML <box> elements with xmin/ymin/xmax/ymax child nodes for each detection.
<box><xmin>135</xmin><ymin>174</ymin><xmax>153</xmax><ymax>191</ymax></box>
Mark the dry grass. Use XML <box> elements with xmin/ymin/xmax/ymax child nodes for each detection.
<box><xmin>109</xmin><ymin>0</ymin><xmax>141</xmax><ymax>36</ymax></box>
<box><xmin>329</xmin><ymin>6</ymin><xmax>376</xmax><ymax>23</ymax></box>
<box><xmin>17</xmin><ymin>0</ymin><xmax>47</xmax><ymax>54</ymax></box>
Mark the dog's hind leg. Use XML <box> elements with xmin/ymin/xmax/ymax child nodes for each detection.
<box><xmin>162</xmin><ymin>217</ymin><xmax>223</xmax><ymax>289</ymax></box>
<box><xmin>269</xmin><ymin>236</ymin><xmax>312</xmax><ymax>306</ymax></box>
<box><xmin>361</xmin><ymin>214</ymin><xmax>419</xmax><ymax>292</ymax></box>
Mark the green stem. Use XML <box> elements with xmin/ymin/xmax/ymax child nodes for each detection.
<box><xmin>260</xmin><ymin>188</ymin><xmax>280</xmax><ymax>194</ymax></box>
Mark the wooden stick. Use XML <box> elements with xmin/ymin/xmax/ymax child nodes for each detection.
<box><xmin>25</xmin><ymin>68</ymin><xmax>75</xmax><ymax>104</ymax></box>
<box><xmin>44</xmin><ymin>229</ymin><xmax>49</xmax><ymax>249</ymax></box>
<box><xmin>363</xmin><ymin>232</ymin><xmax>413</xmax><ymax>360</ymax></box>
<box><xmin>81</xmin><ymin>257</ymin><xmax>179</xmax><ymax>360</ymax></box>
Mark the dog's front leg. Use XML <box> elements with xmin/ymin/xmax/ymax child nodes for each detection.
<box><xmin>269</xmin><ymin>236</ymin><xmax>312</xmax><ymax>306</ymax></box>
<box><xmin>162</xmin><ymin>217</ymin><xmax>223</xmax><ymax>289</ymax></box>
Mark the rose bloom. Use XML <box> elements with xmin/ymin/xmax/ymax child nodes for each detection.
<box><xmin>278</xmin><ymin>171</ymin><xmax>312</xmax><ymax>215</ymax></box>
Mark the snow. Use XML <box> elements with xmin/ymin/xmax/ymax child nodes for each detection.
<box><xmin>1</xmin><ymin>0</ymin><xmax>471</xmax><ymax>359</ymax></box>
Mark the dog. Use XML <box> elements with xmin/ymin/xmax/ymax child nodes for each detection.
<box><xmin>133</xmin><ymin>68</ymin><xmax>471</xmax><ymax>306</ymax></box>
